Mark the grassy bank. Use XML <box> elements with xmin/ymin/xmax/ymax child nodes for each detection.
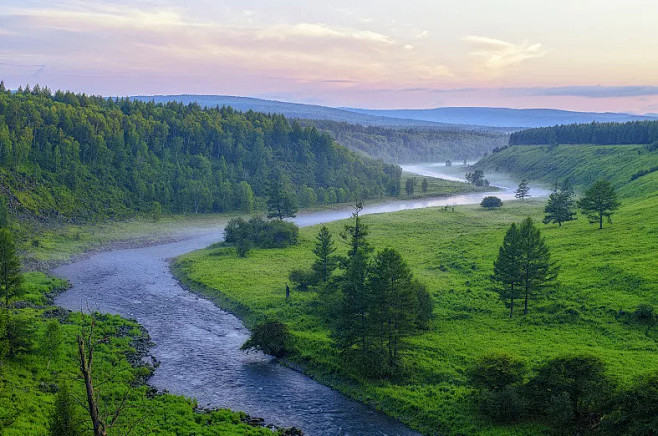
<box><xmin>476</xmin><ymin>144</ymin><xmax>658</xmax><ymax>196</ymax></box>
<box><xmin>0</xmin><ymin>272</ymin><xmax>298</xmax><ymax>435</ymax></box>
<box><xmin>173</xmin><ymin>190</ymin><xmax>658</xmax><ymax>434</ymax></box>
<box><xmin>399</xmin><ymin>172</ymin><xmax>495</xmax><ymax>199</ymax></box>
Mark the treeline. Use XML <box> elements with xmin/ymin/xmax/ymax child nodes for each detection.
<box><xmin>299</xmin><ymin>119</ymin><xmax>509</xmax><ymax>163</ymax></box>
<box><xmin>0</xmin><ymin>82</ymin><xmax>401</xmax><ymax>221</ymax></box>
<box><xmin>509</xmin><ymin>120</ymin><xmax>658</xmax><ymax>146</ymax></box>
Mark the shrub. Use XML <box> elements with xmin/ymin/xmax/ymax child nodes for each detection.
<box><xmin>601</xmin><ymin>371</ymin><xmax>658</xmax><ymax>435</ymax></box>
<box><xmin>288</xmin><ymin>268</ymin><xmax>317</xmax><ymax>291</ymax></box>
<box><xmin>468</xmin><ymin>351</ymin><xmax>526</xmax><ymax>391</ymax></box>
<box><xmin>480</xmin><ymin>196</ymin><xmax>502</xmax><ymax>209</ymax></box>
<box><xmin>241</xmin><ymin>320</ymin><xmax>292</xmax><ymax>358</ymax></box>
<box><xmin>476</xmin><ymin>386</ymin><xmax>525</xmax><ymax>423</ymax></box>
<box><xmin>224</xmin><ymin>217</ymin><xmax>299</xmax><ymax>256</ymax></box>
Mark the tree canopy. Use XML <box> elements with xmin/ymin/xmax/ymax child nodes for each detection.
<box><xmin>577</xmin><ymin>180</ymin><xmax>621</xmax><ymax>229</ymax></box>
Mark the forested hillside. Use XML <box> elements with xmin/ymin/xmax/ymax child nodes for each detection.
<box><xmin>0</xmin><ymin>84</ymin><xmax>400</xmax><ymax>221</ymax></box>
<box><xmin>509</xmin><ymin>120</ymin><xmax>658</xmax><ymax>145</ymax></box>
<box><xmin>298</xmin><ymin>119</ymin><xmax>509</xmax><ymax>163</ymax></box>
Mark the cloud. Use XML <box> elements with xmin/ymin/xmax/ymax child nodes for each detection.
<box><xmin>463</xmin><ymin>35</ymin><xmax>546</xmax><ymax>70</ymax></box>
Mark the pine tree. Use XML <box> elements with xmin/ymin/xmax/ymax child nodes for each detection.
<box><xmin>517</xmin><ymin>218</ymin><xmax>555</xmax><ymax>315</ymax></box>
<box><xmin>543</xmin><ymin>189</ymin><xmax>576</xmax><ymax>226</ymax></box>
<box><xmin>404</xmin><ymin>178</ymin><xmax>416</xmax><ymax>196</ymax></box>
<box><xmin>0</xmin><ymin>196</ymin><xmax>8</xmax><ymax>228</ymax></box>
<box><xmin>493</xmin><ymin>223</ymin><xmax>523</xmax><ymax>318</ymax></box>
<box><xmin>515</xmin><ymin>179</ymin><xmax>530</xmax><ymax>200</ymax></box>
<box><xmin>0</xmin><ymin>229</ymin><xmax>22</xmax><ymax>314</ymax></box>
<box><xmin>48</xmin><ymin>384</ymin><xmax>82</xmax><ymax>436</ymax></box>
<box><xmin>266</xmin><ymin>174</ymin><xmax>298</xmax><ymax>220</ymax></box>
<box><xmin>577</xmin><ymin>180</ymin><xmax>621</xmax><ymax>229</ymax></box>
<box><xmin>311</xmin><ymin>226</ymin><xmax>337</xmax><ymax>283</ymax></box>
<box><xmin>421</xmin><ymin>178</ymin><xmax>429</xmax><ymax>193</ymax></box>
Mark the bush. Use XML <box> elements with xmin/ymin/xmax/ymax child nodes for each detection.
<box><xmin>468</xmin><ymin>351</ymin><xmax>526</xmax><ymax>391</ymax></box>
<box><xmin>601</xmin><ymin>371</ymin><xmax>658</xmax><ymax>435</ymax></box>
<box><xmin>241</xmin><ymin>320</ymin><xmax>292</xmax><ymax>358</ymax></box>
<box><xmin>288</xmin><ymin>268</ymin><xmax>317</xmax><ymax>291</ymax></box>
<box><xmin>476</xmin><ymin>386</ymin><xmax>525</xmax><ymax>423</ymax></box>
<box><xmin>224</xmin><ymin>217</ymin><xmax>299</xmax><ymax>256</ymax></box>
<box><xmin>480</xmin><ymin>196</ymin><xmax>502</xmax><ymax>209</ymax></box>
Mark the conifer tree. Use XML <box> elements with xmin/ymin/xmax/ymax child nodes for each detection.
<box><xmin>311</xmin><ymin>226</ymin><xmax>337</xmax><ymax>283</ymax></box>
<box><xmin>515</xmin><ymin>179</ymin><xmax>530</xmax><ymax>200</ymax></box>
<box><xmin>493</xmin><ymin>223</ymin><xmax>522</xmax><ymax>318</ymax></box>
<box><xmin>48</xmin><ymin>384</ymin><xmax>82</xmax><ymax>436</ymax></box>
<box><xmin>266</xmin><ymin>173</ymin><xmax>298</xmax><ymax>220</ymax></box>
<box><xmin>517</xmin><ymin>218</ymin><xmax>555</xmax><ymax>315</ymax></box>
<box><xmin>543</xmin><ymin>186</ymin><xmax>576</xmax><ymax>226</ymax></box>
<box><xmin>0</xmin><ymin>229</ymin><xmax>22</xmax><ymax>313</ymax></box>
<box><xmin>577</xmin><ymin>180</ymin><xmax>621</xmax><ymax>229</ymax></box>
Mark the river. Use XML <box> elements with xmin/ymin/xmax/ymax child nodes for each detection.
<box><xmin>54</xmin><ymin>164</ymin><xmax>547</xmax><ymax>435</ymax></box>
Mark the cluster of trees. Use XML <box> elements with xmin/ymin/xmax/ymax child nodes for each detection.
<box><xmin>224</xmin><ymin>217</ymin><xmax>299</xmax><ymax>257</ymax></box>
<box><xmin>0</xmin><ymin>83</ymin><xmax>401</xmax><ymax>220</ymax></box>
<box><xmin>299</xmin><ymin>119</ymin><xmax>509</xmax><ymax>163</ymax></box>
<box><xmin>289</xmin><ymin>205</ymin><xmax>433</xmax><ymax>378</ymax></box>
<box><xmin>542</xmin><ymin>179</ymin><xmax>620</xmax><ymax>229</ymax></box>
<box><xmin>509</xmin><ymin>120</ymin><xmax>658</xmax><ymax>146</ymax></box>
<box><xmin>469</xmin><ymin>351</ymin><xmax>658</xmax><ymax>434</ymax></box>
<box><xmin>465</xmin><ymin>170</ymin><xmax>490</xmax><ymax>186</ymax></box>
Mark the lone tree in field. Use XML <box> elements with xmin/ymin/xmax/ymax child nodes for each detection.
<box><xmin>493</xmin><ymin>218</ymin><xmax>555</xmax><ymax>317</ymax></box>
<box><xmin>515</xmin><ymin>179</ymin><xmax>530</xmax><ymax>200</ymax></box>
<box><xmin>311</xmin><ymin>226</ymin><xmax>338</xmax><ymax>283</ymax></box>
<box><xmin>493</xmin><ymin>223</ymin><xmax>522</xmax><ymax>318</ymax></box>
<box><xmin>543</xmin><ymin>184</ymin><xmax>576</xmax><ymax>226</ymax></box>
<box><xmin>577</xmin><ymin>179</ymin><xmax>621</xmax><ymax>229</ymax></box>
<box><xmin>266</xmin><ymin>172</ymin><xmax>298</xmax><ymax>220</ymax></box>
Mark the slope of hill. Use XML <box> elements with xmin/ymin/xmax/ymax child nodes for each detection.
<box><xmin>0</xmin><ymin>88</ymin><xmax>400</xmax><ymax>221</ymax></box>
<box><xmin>342</xmin><ymin>107</ymin><xmax>658</xmax><ymax>128</ymax></box>
<box><xmin>476</xmin><ymin>143</ymin><xmax>658</xmax><ymax>198</ymax></box>
<box><xmin>297</xmin><ymin>119</ymin><xmax>509</xmax><ymax>163</ymax></box>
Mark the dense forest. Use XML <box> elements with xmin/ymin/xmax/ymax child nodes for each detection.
<box><xmin>509</xmin><ymin>120</ymin><xmax>658</xmax><ymax>145</ymax></box>
<box><xmin>0</xmin><ymin>83</ymin><xmax>401</xmax><ymax>221</ymax></box>
<box><xmin>298</xmin><ymin>119</ymin><xmax>509</xmax><ymax>163</ymax></box>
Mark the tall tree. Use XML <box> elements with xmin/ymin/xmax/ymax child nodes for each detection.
<box><xmin>311</xmin><ymin>226</ymin><xmax>337</xmax><ymax>283</ymax></box>
<box><xmin>492</xmin><ymin>223</ymin><xmax>522</xmax><ymax>318</ymax></box>
<box><xmin>266</xmin><ymin>173</ymin><xmax>298</xmax><ymax>220</ymax></box>
<box><xmin>0</xmin><ymin>229</ymin><xmax>22</xmax><ymax>314</ymax></box>
<box><xmin>517</xmin><ymin>218</ymin><xmax>555</xmax><ymax>315</ymax></box>
<box><xmin>421</xmin><ymin>178</ymin><xmax>429</xmax><ymax>193</ymax></box>
<box><xmin>543</xmin><ymin>187</ymin><xmax>576</xmax><ymax>226</ymax></box>
<box><xmin>404</xmin><ymin>178</ymin><xmax>416</xmax><ymax>196</ymax></box>
<box><xmin>515</xmin><ymin>179</ymin><xmax>530</xmax><ymax>200</ymax></box>
<box><xmin>577</xmin><ymin>180</ymin><xmax>621</xmax><ymax>229</ymax></box>
<box><xmin>367</xmin><ymin>248</ymin><xmax>419</xmax><ymax>370</ymax></box>
<box><xmin>48</xmin><ymin>383</ymin><xmax>82</xmax><ymax>436</ymax></box>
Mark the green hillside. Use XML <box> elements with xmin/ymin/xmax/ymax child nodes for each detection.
<box><xmin>0</xmin><ymin>86</ymin><xmax>400</xmax><ymax>222</ymax></box>
<box><xmin>477</xmin><ymin>144</ymin><xmax>658</xmax><ymax>197</ymax></box>
<box><xmin>174</xmin><ymin>146</ymin><xmax>658</xmax><ymax>434</ymax></box>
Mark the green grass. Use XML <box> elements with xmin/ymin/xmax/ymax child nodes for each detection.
<box><xmin>477</xmin><ymin>144</ymin><xmax>658</xmax><ymax>197</ymax></box>
<box><xmin>0</xmin><ymin>272</ymin><xmax>290</xmax><ymax>435</ymax></box>
<box><xmin>174</xmin><ymin>194</ymin><xmax>658</xmax><ymax>434</ymax></box>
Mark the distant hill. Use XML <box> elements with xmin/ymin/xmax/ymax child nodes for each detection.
<box><xmin>132</xmin><ymin>95</ymin><xmax>468</xmax><ymax>128</ymax></box>
<box><xmin>340</xmin><ymin>107</ymin><xmax>658</xmax><ymax>128</ymax></box>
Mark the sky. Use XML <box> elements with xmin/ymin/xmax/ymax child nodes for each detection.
<box><xmin>1</xmin><ymin>0</ymin><xmax>658</xmax><ymax>113</ymax></box>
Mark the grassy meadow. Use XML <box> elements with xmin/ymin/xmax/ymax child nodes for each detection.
<box><xmin>173</xmin><ymin>153</ymin><xmax>658</xmax><ymax>434</ymax></box>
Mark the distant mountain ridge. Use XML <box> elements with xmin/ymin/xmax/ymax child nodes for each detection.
<box><xmin>341</xmin><ymin>107</ymin><xmax>658</xmax><ymax>128</ymax></box>
<box><xmin>132</xmin><ymin>95</ymin><xmax>465</xmax><ymax>128</ymax></box>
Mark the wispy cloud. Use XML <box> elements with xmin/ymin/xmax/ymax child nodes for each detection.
<box><xmin>502</xmin><ymin>85</ymin><xmax>658</xmax><ymax>98</ymax></box>
<box><xmin>463</xmin><ymin>35</ymin><xmax>546</xmax><ymax>70</ymax></box>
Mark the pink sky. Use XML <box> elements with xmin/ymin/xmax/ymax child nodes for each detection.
<box><xmin>1</xmin><ymin>1</ymin><xmax>658</xmax><ymax>113</ymax></box>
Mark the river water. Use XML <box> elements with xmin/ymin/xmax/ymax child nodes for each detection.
<box><xmin>54</xmin><ymin>165</ymin><xmax>547</xmax><ymax>435</ymax></box>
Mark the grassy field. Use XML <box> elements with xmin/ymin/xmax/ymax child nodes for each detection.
<box><xmin>477</xmin><ymin>144</ymin><xmax>658</xmax><ymax>196</ymax></box>
<box><xmin>399</xmin><ymin>172</ymin><xmax>495</xmax><ymax>199</ymax></box>
<box><xmin>0</xmin><ymin>272</ymin><xmax>297</xmax><ymax>435</ymax></box>
<box><xmin>174</xmin><ymin>167</ymin><xmax>658</xmax><ymax>434</ymax></box>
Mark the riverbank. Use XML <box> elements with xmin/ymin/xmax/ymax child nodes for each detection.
<box><xmin>172</xmin><ymin>196</ymin><xmax>658</xmax><ymax>434</ymax></box>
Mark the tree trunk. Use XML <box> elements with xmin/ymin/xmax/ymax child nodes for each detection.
<box><xmin>599</xmin><ymin>213</ymin><xmax>603</xmax><ymax>229</ymax></box>
<box><xmin>77</xmin><ymin>336</ymin><xmax>107</xmax><ymax>436</ymax></box>
<box><xmin>510</xmin><ymin>286</ymin><xmax>514</xmax><ymax>318</ymax></box>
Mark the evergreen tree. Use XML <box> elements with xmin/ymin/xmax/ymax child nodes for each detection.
<box><xmin>421</xmin><ymin>178</ymin><xmax>429</xmax><ymax>193</ymax></box>
<box><xmin>40</xmin><ymin>319</ymin><xmax>63</xmax><ymax>368</ymax></box>
<box><xmin>517</xmin><ymin>218</ymin><xmax>555</xmax><ymax>315</ymax></box>
<box><xmin>404</xmin><ymin>178</ymin><xmax>416</xmax><ymax>196</ymax></box>
<box><xmin>311</xmin><ymin>226</ymin><xmax>337</xmax><ymax>283</ymax></box>
<box><xmin>0</xmin><ymin>196</ymin><xmax>8</xmax><ymax>228</ymax></box>
<box><xmin>515</xmin><ymin>179</ymin><xmax>530</xmax><ymax>200</ymax></box>
<box><xmin>492</xmin><ymin>223</ymin><xmax>523</xmax><ymax>318</ymax></box>
<box><xmin>48</xmin><ymin>384</ymin><xmax>82</xmax><ymax>436</ymax></box>
<box><xmin>367</xmin><ymin>248</ymin><xmax>419</xmax><ymax>372</ymax></box>
<box><xmin>0</xmin><ymin>229</ymin><xmax>22</xmax><ymax>313</ymax></box>
<box><xmin>266</xmin><ymin>174</ymin><xmax>298</xmax><ymax>220</ymax></box>
<box><xmin>577</xmin><ymin>180</ymin><xmax>621</xmax><ymax>229</ymax></box>
<box><xmin>543</xmin><ymin>187</ymin><xmax>576</xmax><ymax>226</ymax></box>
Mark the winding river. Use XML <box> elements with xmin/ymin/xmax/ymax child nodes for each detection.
<box><xmin>54</xmin><ymin>165</ymin><xmax>548</xmax><ymax>435</ymax></box>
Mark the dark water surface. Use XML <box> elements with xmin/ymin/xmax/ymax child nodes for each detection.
<box><xmin>54</xmin><ymin>166</ymin><xmax>548</xmax><ymax>435</ymax></box>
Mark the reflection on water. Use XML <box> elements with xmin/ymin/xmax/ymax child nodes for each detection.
<box><xmin>54</xmin><ymin>164</ymin><xmax>548</xmax><ymax>435</ymax></box>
